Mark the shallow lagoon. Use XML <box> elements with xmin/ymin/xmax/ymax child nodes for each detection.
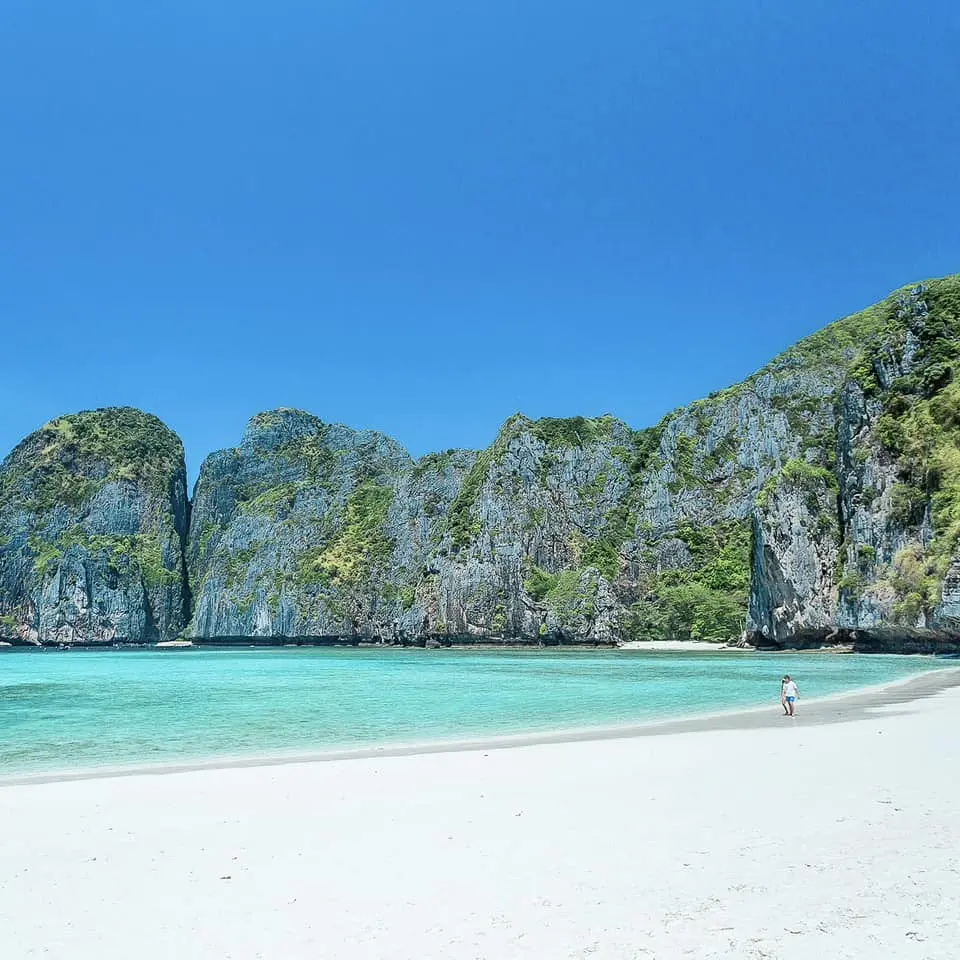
<box><xmin>0</xmin><ymin>647</ymin><xmax>946</xmax><ymax>775</ymax></box>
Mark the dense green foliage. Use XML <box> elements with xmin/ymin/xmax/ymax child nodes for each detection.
<box><xmin>280</xmin><ymin>429</ymin><xmax>334</xmax><ymax>481</ymax></box>
<box><xmin>0</xmin><ymin>408</ymin><xmax>182</xmax><ymax>514</ymax></box>
<box><xmin>627</xmin><ymin>520</ymin><xmax>752</xmax><ymax>643</ymax></box>
<box><xmin>888</xmin><ymin>545</ymin><xmax>942</xmax><ymax>622</ymax></box>
<box><xmin>757</xmin><ymin>458</ymin><xmax>838</xmax><ymax>512</ymax></box>
<box><xmin>529</xmin><ymin>416</ymin><xmax>615</xmax><ymax>448</ymax></box>
<box><xmin>242</xmin><ymin>482</ymin><xmax>301</xmax><ymax>519</ymax></box>
<box><xmin>410</xmin><ymin>449</ymin><xmax>458</xmax><ymax>480</ymax></box>
<box><xmin>667</xmin><ymin>434</ymin><xmax>698</xmax><ymax>492</ymax></box>
<box><xmin>780</xmin><ymin>458</ymin><xmax>838</xmax><ymax>490</ymax></box>
<box><xmin>628</xmin><ymin>424</ymin><xmax>665</xmax><ymax>475</ymax></box>
<box><xmin>634</xmin><ymin>582</ymin><xmax>746</xmax><ymax>643</ymax></box>
<box><xmin>850</xmin><ymin>277</ymin><xmax>960</xmax><ymax>618</ymax></box>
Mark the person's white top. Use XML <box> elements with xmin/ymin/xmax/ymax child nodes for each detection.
<box><xmin>784</xmin><ymin>681</ymin><xmax>799</xmax><ymax>698</ymax></box>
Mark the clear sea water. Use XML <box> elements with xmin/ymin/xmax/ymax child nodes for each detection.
<box><xmin>0</xmin><ymin>647</ymin><xmax>946</xmax><ymax>776</ymax></box>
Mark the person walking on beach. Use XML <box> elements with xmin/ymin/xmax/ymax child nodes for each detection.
<box><xmin>780</xmin><ymin>676</ymin><xmax>790</xmax><ymax>715</ymax></box>
<box><xmin>782</xmin><ymin>675</ymin><xmax>799</xmax><ymax>716</ymax></box>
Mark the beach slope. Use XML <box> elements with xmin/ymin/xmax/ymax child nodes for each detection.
<box><xmin>1</xmin><ymin>673</ymin><xmax>959</xmax><ymax>959</ymax></box>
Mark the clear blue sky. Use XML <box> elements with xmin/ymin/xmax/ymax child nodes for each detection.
<box><xmin>2</xmin><ymin>1</ymin><xmax>958</xmax><ymax>486</ymax></box>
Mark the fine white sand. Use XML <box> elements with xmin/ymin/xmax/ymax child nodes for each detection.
<box><xmin>2</xmin><ymin>671</ymin><xmax>959</xmax><ymax>959</ymax></box>
<box><xmin>617</xmin><ymin>639</ymin><xmax>740</xmax><ymax>651</ymax></box>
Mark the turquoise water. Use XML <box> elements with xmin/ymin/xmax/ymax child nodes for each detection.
<box><xmin>0</xmin><ymin>647</ymin><xmax>945</xmax><ymax>775</ymax></box>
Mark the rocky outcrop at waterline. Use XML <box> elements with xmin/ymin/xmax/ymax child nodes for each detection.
<box><xmin>3</xmin><ymin>274</ymin><xmax>960</xmax><ymax>649</ymax></box>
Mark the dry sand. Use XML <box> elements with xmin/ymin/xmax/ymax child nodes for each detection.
<box><xmin>617</xmin><ymin>640</ymin><xmax>741</xmax><ymax>651</ymax></box>
<box><xmin>1</xmin><ymin>668</ymin><xmax>959</xmax><ymax>959</ymax></box>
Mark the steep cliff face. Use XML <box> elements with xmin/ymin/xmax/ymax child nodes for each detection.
<box><xmin>397</xmin><ymin>392</ymin><xmax>815</xmax><ymax>644</ymax></box>
<box><xmin>179</xmin><ymin>398</ymin><xmax>814</xmax><ymax>645</ymax></box>
<box><xmin>746</xmin><ymin>277</ymin><xmax>960</xmax><ymax>648</ymax></box>
<box><xmin>410</xmin><ymin>415</ymin><xmax>640</xmax><ymax>643</ymax></box>
<box><xmin>0</xmin><ymin>408</ymin><xmax>189</xmax><ymax>644</ymax></box>
<box><xmin>2</xmin><ymin>275</ymin><xmax>959</xmax><ymax>648</ymax></box>
<box><xmin>186</xmin><ymin>409</ymin><xmax>415</xmax><ymax>638</ymax></box>
<box><xmin>748</xmin><ymin>462</ymin><xmax>841</xmax><ymax>644</ymax></box>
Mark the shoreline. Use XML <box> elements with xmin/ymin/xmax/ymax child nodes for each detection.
<box><xmin>3</xmin><ymin>636</ymin><xmax>958</xmax><ymax>654</ymax></box>
<box><xmin>4</xmin><ymin>664</ymin><xmax>958</xmax><ymax>790</ymax></box>
<box><xmin>616</xmin><ymin>639</ymin><xmax>741</xmax><ymax>651</ymax></box>
<box><xmin>3</xmin><ymin>666</ymin><xmax>959</xmax><ymax>958</ymax></box>
<box><xmin>0</xmin><ymin>638</ymin><xmax>729</xmax><ymax>651</ymax></box>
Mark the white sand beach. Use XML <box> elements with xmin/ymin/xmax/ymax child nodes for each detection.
<box><xmin>617</xmin><ymin>639</ymin><xmax>741</xmax><ymax>651</ymax></box>
<box><xmin>2</xmin><ymin>670</ymin><xmax>959</xmax><ymax>959</ymax></box>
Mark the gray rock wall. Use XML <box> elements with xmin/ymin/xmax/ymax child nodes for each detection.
<box><xmin>745</xmin><ymin>278</ymin><xmax>960</xmax><ymax>650</ymax></box>
<box><xmin>0</xmin><ymin>408</ymin><xmax>189</xmax><ymax>644</ymax></box>
<box><xmin>187</xmin><ymin>409</ymin><xmax>412</xmax><ymax>638</ymax></box>
<box><xmin>3</xmin><ymin>275</ymin><xmax>960</xmax><ymax>648</ymax></box>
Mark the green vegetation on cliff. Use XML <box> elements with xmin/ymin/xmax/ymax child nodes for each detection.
<box><xmin>29</xmin><ymin>528</ymin><xmax>180</xmax><ymax>588</ymax></box>
<box><xmin>628</xmin><ymin>520</ymin><xmax>752</xmax><ymax>643</ymax></box>
<box><xmin>852</xmin><ymin>278</ymin><xmax>960</xmax><ymax>618</ymax></box>
<box><xmin>0</xmin><ymin>407</ymin><xmax>189</xmax><ymax>643</ymax></box>
<box><xmin>0</xmin><ymin>407</ymin><xmax>183</xmax><ymax>514</ymax></box>
<box><xmin>0</xmin><ymin>409</ymin><xmax>185</xmax><ymax>579</ymax></box>
<box><xmin>296</xmin><ymin>483</ymin><xmax>395</xmax><ymax>588</ymax></box>
<box><xmin>445</xmin><ymin>419</ymin><xmax>525</xmax><ymax>552</ymax></box>
<box><xmin>447</xmin><ymin>447</ymin><xmax>493</xmax><ymax>552</ymax></box>
<box><xmin>530</xmin><ymin>415</ymin><xmax>615</xmax><ymax>448</ymax></box>
<box><xmin>581</xmin><ymin>504</ymin><xmax>634</xmax><ymax>580</ymax></box>
<box><xmin>7</xmin><ymin>273</ymin><xmax>960</xmax><ymax>646</ymax></box>
<box><xmin>242</xmin><ymin>482</ymin><xmax>301</xmax><ymax>519</ymax></box>
<box><xmin>411</xmin><ymin>449</ymin><xmax>458</xmax><ymax>480</ymax></box>
<box><xmin>625</xmin><ymin>423</ymin><xmax>665</xmax><ymax>475</ymax></box>
<box><xmin>524</xmin><ymin>565</ymin><xmax>602</xmax><ymax>628</ymax></box>
<box><xmin>757</xmin><ymin>458</ymin><xmax>838</xmax><ymax>513</ymax></box>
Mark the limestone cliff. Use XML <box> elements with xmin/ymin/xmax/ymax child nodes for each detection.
<box><xmin>178</xmin><ymin>306</ymin><xmax>854</xmax><ymax>644</ymax></box>
<box><xmin>746</xmin><ymin>278</ymin><xmax>960</xmax><ymax>649</ymax></box>
<box><xmin>186</xmin><ymin>409</ymin><xmax>418</xmax><ymax>638</ymax></box>
<box><xmin>751</xmin><ymin>277</ymin><xmax>960</xmax><ymax>649</ymax></box>
<box><xmin>3</xmin><ymin>274</ymin><xmax>960</xmax><ymax>648</ymax></box>
<box><xmin>0</xmin><ymin>408</ymin><xmax>189</xmax><ymax>643</ymax></box>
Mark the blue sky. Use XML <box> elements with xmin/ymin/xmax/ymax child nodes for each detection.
<box><xmin>1</xmin><ymin>1</ymin><xmax>958</xmax><ymax>485</ymax></box>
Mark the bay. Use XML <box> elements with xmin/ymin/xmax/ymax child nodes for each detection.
<box><xmin>0</xmin><ymin>647</ymin><xmax>944</xmax><ymax>775</ymax></box>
